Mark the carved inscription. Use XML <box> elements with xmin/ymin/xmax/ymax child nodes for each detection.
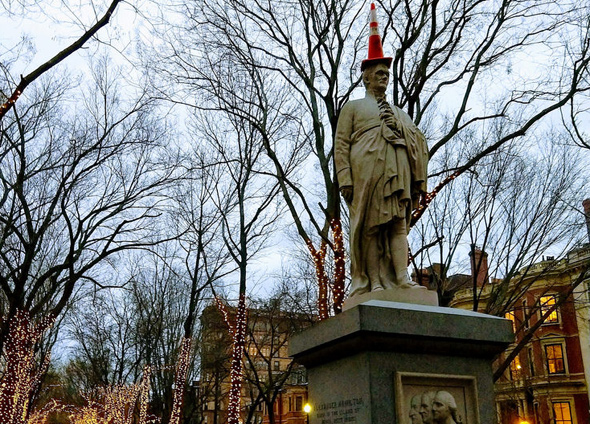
<box><xmin>315</xmin><ymin>398</ymin><xmax>364</xmax><ymax>424</ymax></box>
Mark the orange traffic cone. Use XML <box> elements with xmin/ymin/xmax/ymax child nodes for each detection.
<box><xmin>361</xmin><ymin>3</ymin><xmax>392</xmax><ymax>71</ymax></box>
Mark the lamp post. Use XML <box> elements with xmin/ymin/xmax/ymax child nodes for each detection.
<box><xmin>304</xmin><ymin>403</ymin><xmax>311</xmax><ymax>424</ymax></box>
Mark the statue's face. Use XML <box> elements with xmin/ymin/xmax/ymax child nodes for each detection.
<box><xmin>419</xmin><ymin>393</ymin><xmax>434</xmax><ymax>424</ymax></box>
<box><xmin>364</xmin><ymin>63</ymin><xmax>390</xmax><ymax>93</ymax></box>
<box><xmin>432</xmin><ymin>394</ymin><xmax>451</xmax><ymax>422</ymax></box>
<box><xmin>409</xmin><ymin>395</ymin><xmax>422</xmax><ymax>424</ymax></box>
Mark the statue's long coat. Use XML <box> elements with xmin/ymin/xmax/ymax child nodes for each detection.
<box><xmin>335</xmin><ymin>94</ymin><xmax>428</xmax><ymax>294</ymax></box>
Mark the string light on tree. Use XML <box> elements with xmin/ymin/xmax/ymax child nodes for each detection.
<box><xmin>215</xmin><ymin>296</ymin><xmax>235</xmax><ymax>334</ymax></box>
<box><xmin>331</xmin><ymin>219</ymin><xmax>346</xmax><ymax>314</ymax></box>
<box><xmin>169</xmin><ymin>338</ymin><xmax>193</xmax><ymax>424</ymax></box>
<box><xmin>410</xmin><ymin>170</ymin><xmax>461</xmax><ymax>227</ymax></box>
<box><xmin>224</xmin><ymin>293</ymin><xmax>248</xmax><ymax>424</ymax></box>
<box><xmin>138</xmin><ymin>365</ymin><xmax>152</xmax><ymax>424</ymax></box>
<box><xmin>0</xmin><ymin>310</ymin><xmax>55</xmax><ymax>424</ymax></box>
<box><xmin>306</xmin><ymin>239</ymin><xmax>329</xmax><ymax>320</ymax></box>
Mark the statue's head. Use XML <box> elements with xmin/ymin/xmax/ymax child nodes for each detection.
<box><xmin>432</xmin><ymin>391</ymin><xmax>458</xmax><ymax>423</ymax></box>
<box><xmin>409</xmin><ymin>394</ymin><xmax>422</xmax><ymax>424</ymax></box>
<box><xmin>362</xmin><ymin>62</ymin><xmax>390</xmax><ymax>94</ymax></box>
<box><xmin>419</xmin><ymin>391</ymin><xmax>436</xmax><ymax>424</ymax></box>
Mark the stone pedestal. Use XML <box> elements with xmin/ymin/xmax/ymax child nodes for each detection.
<box><xmin>289</xmin><ymin>300</ymin><xmax>513</xmax><ymax>424</ymax></box>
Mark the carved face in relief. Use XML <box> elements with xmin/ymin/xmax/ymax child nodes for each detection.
<box><xmin>432</xmin><ymin>391</ymin><xmax>457</xmax><ymax>424</ymax></box>
<box><xmin>409</xmin><ymin>394</ymin><xmax>422</xmax><ymax>424</ymax></box>
<box><xmin>419</xmin><ymin>391</ymin><xmax>435</xmax><ymax>424</ymax></box>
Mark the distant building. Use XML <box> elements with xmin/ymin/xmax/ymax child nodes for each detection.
<box><xmin>418</xmin><ymin>200</ymin><xmax>590</xmax><ymax>424</ymax></box>
<box><xmin>451</xmin><ymin>245</ymin><xmax>590</xmax><ymax>424</ymax></box>
<box><xmin>198</xmin><ymin>301</ymin><xmax>313</xmax><ymax>424</ymax></box>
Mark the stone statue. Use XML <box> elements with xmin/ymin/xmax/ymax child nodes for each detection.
<box><xmin>432</xmin><ymin>391</ymin><xmax>459</xmax><ymax>424</ymax></box>
<box><xmin>335</xmin><ymin>4</ymin><xmax>428</xmax><ymax>297</ymax></box>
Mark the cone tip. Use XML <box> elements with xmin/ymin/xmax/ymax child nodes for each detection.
<box><xmin>370</xmin><ymin>3</ymin><xmax>376</xmax><ymax>10</ymax></box>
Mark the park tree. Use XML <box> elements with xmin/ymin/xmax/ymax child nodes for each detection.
<box><xmin>411</xmin><ymin>136</ymin><xmax>590</xmax><ymax>382</ymax></box>
<box><xmin>147</xmin><ymin>0</ymin><xmax>590</xmax><ymax>319</ymax></box>
<box><xmin>0</xmin><ymin>0</ymin><xmax>123</xmax><ymax>120</ymax></box>
<box><xmin>0</xmin><ymin>53</ymin><xmax>175</xmax><ymax>420</ymax></box>
<box><xmin>0</xmin><ymin>55</ymin><xmax>173</xmax><ymax>339</ymax></box>
<box><xmin>197</xmin><ymin>86</ymin><xmax>283</xmax><ymax>423</ymax></box>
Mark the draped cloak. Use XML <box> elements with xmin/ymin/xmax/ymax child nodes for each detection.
<box><xmin>334</xmin><ymin>95</ymin><xmax>428</xmax><ymax>294</ymax></box>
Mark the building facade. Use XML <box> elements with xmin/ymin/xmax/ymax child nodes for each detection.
<box><xmin>199</xmin><ymin>302</ymin><xmax>313</xmax><ymax>424</ymax></box>
<box><xmin>450</xmin><ymin>244</ymin><xmax>590</xmax><ymax>424</ymax></box>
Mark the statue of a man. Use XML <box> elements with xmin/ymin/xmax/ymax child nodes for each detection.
<box><xmin>335</xmin><ymin>3</ymin><xmax>428</xmax><ymax>297</ymax></box>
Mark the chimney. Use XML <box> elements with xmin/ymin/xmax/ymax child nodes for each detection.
<box><xmin>469</xmin><ymin>245</ymin><xmax>489</xmax><ymax>287</ymax></box>
<box><xmin>583</xmin><ymin>198</ymin><xmax>590</xmax><ymax>244</ymax></box>
<box><xmin>412</xmin><ymin>268</ymin><xmax>430</xmax><ymax>287</ymax></box>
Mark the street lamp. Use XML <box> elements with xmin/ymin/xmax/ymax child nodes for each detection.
<box><xmin>304</xmin><ymin>403</ymin><xmax>311</xmax><ymax>424</ymax></box>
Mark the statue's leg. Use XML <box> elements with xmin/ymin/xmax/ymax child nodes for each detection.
<box><xmin>389</xmin><ymin>218</ymin><xmax>416</xmax><ymax>287</ymax></box>
<box><xmin>365</xmin><ymin>231</ymin><xmax>384</xmax><ymax>291</ymax></box>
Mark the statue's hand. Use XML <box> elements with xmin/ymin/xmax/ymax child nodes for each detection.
<box><xmin>340</xmin><ymin>186</ymin><xmax>353</xmax><ymax>204</ymax></box>
<box><xmin>384</xmin><ymin>115</ymin><xmax>402</xmax><ymax>137</ymax></box>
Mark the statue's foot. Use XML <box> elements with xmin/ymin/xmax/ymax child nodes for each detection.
<box><xmin>398</xmin><ymin>278</ymin><xmax>426</xmax><ymax>289</ymax></box>
<box><xmin>372</xmin><ymin>285</ymin><xmax>384</xmax><ymax>292</ymax></box>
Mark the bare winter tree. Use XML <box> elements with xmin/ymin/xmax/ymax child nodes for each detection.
<box><xmin>146</xmin><ymin>0</ymin><xmax>590</xmax><ymax>317</ymax></box>
<box><xmin>0</xmin><ymin>53</ymin><xmax>175</xmax><ymax>352</ymax></box>
<box><xmin>0</xmin><ymin>0</ymin><xmax>123</xmax><ymax>119</ymax></box>
<box><xmin>410</xmin><ymin>135</ymin><xmax>590</xmax><ymax>381</ymax></box>
<box><xmin>198</xmin><ymin>94</ymin><xmax>283</xmax><ymax>423</ymax></box>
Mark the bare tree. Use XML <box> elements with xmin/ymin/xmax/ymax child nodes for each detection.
<box><xmin>0</xmin><ymin>0</ymin><xmax>123</xmax><ymax>119</ymax></box>
<box><xmin>0</xmin><ymin>53</ymin><xmax>175</xmax><ymax>365</ymax></box>
<box><xmin>411</xmin><ymin>136</ymin><xmax>590</xmax><ymax>382</ymax></box>
<box><xmin>149</xmin><ymin>0</ymin><xmax>590</xmax><ymax>315</ymax></box>
<box><xmin>200</xmin><ymin>98</ymin><xmax>282</xmax><ymax>424</ymax></box>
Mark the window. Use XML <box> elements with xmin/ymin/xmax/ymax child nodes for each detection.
<box><xmin>545</xmin><ymin>344</ymin><xmax>565</xmax><ymax>374</ymax></box>
<box><xmin>540</xmin><ymin>295</ymin><xmax>559</xmax><ymax>323</ymax></box>
<box><xmin>522</xmin><ymin>300</ymin><xmax>529</xmax><ymax>329</ymax></box>
<box><xmin>274</xmin><ymin>360</ymin><xmax>280</xmax><ymax>371</ymax></box>
<box><xmin>504</xmin><ymin>310</ymin><xmax>516</xmax><ymax>331</ymax></box>
<box><xmin>295</xmin><ymin>396</ymin><xmax>303</xmax><ymax>412</ymax></box>
<box><xmin>509</xmin><ymin>355</ymin><xmax>521</xmax><ymax>379</ymax></box>
<box><xmin>552</xmin><ymin>402</ymin><xmax>573</xmax><ymax>424</ymax></box>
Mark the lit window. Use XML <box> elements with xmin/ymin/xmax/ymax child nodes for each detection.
<box><xmin>552</xmin><ymin>402</ymin><xmax>573</xmax><ymax>424</ymax></box>
<box><xmin>505</xmin><ymin>311</ymin><xmax>516</xmax><ymax>331</ymax></box>
<box><xmin>509</xmin><ymin>355</ymin><xmax>521</xmax><ymax>379</ymax></box>
<box><xmin>540</xmin><ymin>295</ymin><xmax>559</xmax><ymax>323</ymax></box>
<box><xmin>545</xmin><ymin>344</ymin><xmax>565</xmax><ymax>374</ymax></box>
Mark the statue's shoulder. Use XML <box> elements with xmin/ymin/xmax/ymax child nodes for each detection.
<box><xmin>340</xmin><ymin>97</ymin><xmax>375</xmax><ymax>118</ymax></box>
<box><xmin>346</xmin><ymin>97</ymin><xmax>371</xmax><ymax>107</ymax></box>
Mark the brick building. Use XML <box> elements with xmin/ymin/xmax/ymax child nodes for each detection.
<box><xmin>451</xmin><ymin>245</ymin><xmax>590</xmax><ymax>423</ymax></box>
<box><xmin>422</xmin><ymin>200</ymin><xmax>590</xmax><ymax>423</ymax></box>
<box><xmin>198</xmin><ymin>301</ymin><xmax>313</xmax><ymax>424</ymax></box>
